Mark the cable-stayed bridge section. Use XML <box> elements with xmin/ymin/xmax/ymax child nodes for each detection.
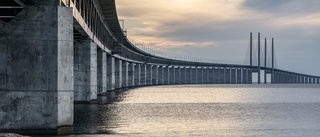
<box><xmin>0</xmin><ymin>0</ymin><xmax>319</xmax><ymax>134</ymax></box>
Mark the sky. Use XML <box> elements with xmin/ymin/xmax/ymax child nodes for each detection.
<box><xmin>115</xmin><ymin>0</ymin><xmax>320</xmax><ymax>76</ymax></box>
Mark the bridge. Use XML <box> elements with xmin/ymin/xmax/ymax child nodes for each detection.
<box><xmin>0</xmin><ymin>0</ymin><xmax>319</xmax><ymax>135</ymax></box>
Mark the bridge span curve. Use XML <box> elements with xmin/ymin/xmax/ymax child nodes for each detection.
<box><xmin>0</xmin><ymin>0</ymin><xmax>319</xmax><ymax>135</ymax></box>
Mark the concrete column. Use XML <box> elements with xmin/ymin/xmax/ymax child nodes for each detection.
<box><xmin>226</xmin><ymin>68</ymin><xmax>231</xmax><ymax>84</ymax></box>
<box><xmin>0</xmin><ymin>5</ymin><xmax>73</xmax><ymax>133</ymax></box>
<box><xmin>208</xmin><ymin>67</ymin><xmax>213</xmax><ymax>84</ymax></box>
<box><xmin>169</xmin><ymin>66</ymin><xmax>175</xmax><ymax>84</ymax></box>
<box><xmin>309</xmin><ymin>77</ymin><xmax>312</xmax><ymax>84</ymax></box>
<box><xmin>237</xmin><ymin>68</ymin><xmax>242</xmax><ymax>84</ymax></box>
<box><xmin>313</xmin><ymin>78</ymin><xmax>316</xmax><ymax>84</ymax></box>
<box><xmin>158</xmin><ymin>66</ymin><xmax>164</xmax><ymax>85</ymax></box>
<box><xmin>152</xmin><ymin>65</ymin><xmax>158</xmax><ymax>85</ymax></box>
<box><xmin>297</xmin><ymin>76</ymin><xmax>301</xmax><ymax>84</ymax></box>
<box><xmin>219</xmin><ymin>68</ymin><xmax>225</xmax><ymax>84</ymax></box>
<box><xmin>186</xmin><ymin>67</ymin><xmax>192</xmax><ymax>84</ymax></box>
<box><xmin>121</xmin><ymin>60</ymin><xmax>128</xmax><ymax>87</ymax></box>
<box><xmin>164</xmin><ymin>66</ymin><xmax>169</xmax><ymax>84</ymax></box>
<box><xmin>203</xmin><ymin>67</ymin><xmax>207</xmax><ymax>84</ymax></box>
<box><xmin>242</xmin><ymin>68</ymin><xmax>248</xmax><ymax>84</ymax></box>
<box><xmin>175</xmin><ymin>67</ymin><xmax>180</xmax><ymax>84</ymax></box>
<box><xmin>74</xmin><ymin>38</ymin><xmax>97</xmax><ymax>102</ymax></box>
<box><xmin>214</xmin><ymin>68</ymin><xmax>219</xmax><ymax>84</ymax></box>
<box><xmin>128</xmin><ymin>62</ymin><xmax>134</xmax><ymax>87</ymax></box>
<box><xmin>248</xmin><ymin>69</ymin><xmax>253</xmax><ymax>84</ymax></box>
<box><xmin>97</xmin><ymin>49</ymin><xmax>107</xmax><ymax>95</ymax></box>
<box><xmin>107</xmin><ymin>55</ymin><xmax>115</xmax><ymax>90</ymax></box>
<box><xmin>140</xmin><ymin>64</ymin><xmax>146</xmax><ymax>86</ymax></box>
<box><xmin>180</xmin><ymin>67</ymin><xmax>185</xmax><ymax>84</ymax></box>
<box><xmin>231</xmin><ymin>68</ymin><xmax>236</xmax><ymax>84</ymax></box>
<box><xmin>134</xmin><ymin>64</ymin><xmax>141</xmax><ymax>86</ymax></box>
<box><xmin>114</xmin><ymin>58</ymin><xmax>122</xmax><ymax>88</ymax></box>
<box><xmin>274</xmin><ymin>72</ymin><xmax>279</xmax><ymax>84</ymax></box>
<box><xmin>146</xmin><ymin>65</ymin><xmax>152</xmax><ymax>85</ymax></box>
<box><xmin>198</xmin><ymin>67</ymin><xmax>203</xmax><ymax>84</ymax></box>
<box><xmin>192</xmin><ymin>67</ymin><xmax>197</xmax><ymax>84</ymax></box>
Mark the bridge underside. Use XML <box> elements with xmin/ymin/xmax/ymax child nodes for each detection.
<box><xmin>0</xmin><ymin>0</ymin><xmax>320</xmax><ymax>135</ymax></box>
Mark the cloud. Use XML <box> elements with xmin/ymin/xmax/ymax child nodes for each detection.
<box><xmin>115</xmin><ymin>0</ymin><xmax>320</xmax><ymax>76</ymax></box>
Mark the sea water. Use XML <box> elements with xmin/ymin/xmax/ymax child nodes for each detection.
<box><xmin>72</xmin><ymin>84</ymin><xmax>320</xmax><ymax>137</ymax></box>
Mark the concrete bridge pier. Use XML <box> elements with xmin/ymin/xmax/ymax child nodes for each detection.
<box><xmin>221</xmin><ymin>68</ymin><xmax>226</xmax><ymax>84</ymax></box>
<box><xmin>197</xmin><ymin>67</ymin><xmax>203</xmax><ymax>84</ymax></box>
<box><xmin>140</xmin><ymin>64</ymin><xmax>147</xmax><ymax>86</ymax></box>
<box><xmin>192</xmin><ymin>67</ymin><xmax>197</xmax><ymax>84</ymax></box>
<box><xmin>186</xmin><ymin>67</ymin><xmax>192</xmax><ymax>84</ymax></box>
<box><xmin>175</xmin><ymin>67</ymin><xmax>180</xmax><ymax>84</ymax></box>
<box><xmin>164</xmin><ymin>66</ymin><xmax>169</xmax><ymax>84</ymax></box>
<box><xmin>242</xmin><ymin>69</ymin><xmax>247</xmax><ymax>84</ymax></box>
<box><xmin>146</xmin><ymin>65</ymin><xmax>152</xmax><ymax>85</ymax></box>
<box><xmin>213</xmin><ymin>68</ymin><xmax>219</xmax><ymax>84</ymax></box>
<box><xmin>74</xmin><ymin>38</ymin><xmax>97</xmax><ymax>103</ymax></box>
<box><xmin>248</xmin><ymin>69</ymin><xmax>253</xmax><ymax>84</ymax></box>
<box><xmin>208</xmin><ymin>68</ymin><xmax>214</xmax><ymax>84</ymax></box>
<box><xmin>121</xmin><ymin>60</ymin><xmax>128</xmax><ymax>87</ymax></box>
<box><xmin>128</xmin><ymin>63</ymin><xmax>134</xmax><ymax>87</ymax></box>
<box><xmin>114</xmin><ymin>58</ymin><xmax>122</xmax><ymax>88</ymax></box>
<box><xmin>203</xmin><ymin>67</ymin><xmax>208</xmax><ymax>84</ymax></box>
<box><xmin>237</xmin><ymin>68</ymin><xmax>242</xmax><ymax>84</ymax></box>
<box><xmin>158</xmin><ymin>66</ymin><xmax>164</xmax><ymax>85</ymax></box>
<box><xmin>107</xmin><ymin>55</ymin><xmax>115</xmax><ymax>90</ymax></box>
<box><xmin>226</xmin><ymin>68</ymin><xmax>231</xmax><ymax>84</ymax></box>
<box><xmin>180</xmin><ymin>67</ymin><xmax>186</xmax><ymax>84</ymax></box>
<box><xmin>0</xmin><ymin>4</ymin><xmax>73</xmax><ymax>134</ymax></box>
<box><xmin>231</xmin><ymin>68</ymin><xmax>236</xmax><ymax>84</ymax></box>
<box><xmin>169</xmin><ymin>66</ymin><xmax>175</xmax><ymax>85</ymax></box>
<box><xmin>97</xmin><ymin>48</ymin><xmax>107</xmax><ymax>95</ymax></box>
<box><xmin>134</xmin><ymin>64</ymin><xmax>141</xmax><ymax>86</ymax></box>
<box><xmin>152</xmin><ymin>65</ymin><xmax>158</xmax><ymax>85</ymax></box>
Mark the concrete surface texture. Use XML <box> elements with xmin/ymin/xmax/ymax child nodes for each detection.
<box><xmin>0</xmin><ymin>5</ymin><xmax>73</xmax><ymax>133</ymax></box>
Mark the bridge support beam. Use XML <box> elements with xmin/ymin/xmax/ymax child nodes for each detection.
<box><xmin>208</xmin><ymin>67</ymin><xmax>214</xmax><ymax>84</ymax></box>
<box><xmin>219</xmin><ymin>68</ymin><xmax>224</xmax><ymax>84</ymax></box>
<box><xmin>237</xmin><ymin>68</ymin><xmax>242</xmax><ymax>84</ymax></box>
<box><xmin>192</xmin><ymin>67</ymin><xmax>197</xmax><ymax>84</ymax></box>
<box><xmin>203</xmin><ymin>67</ymin><xmax>208</xmax><ymax>84</ymax></box>
<box><xmin>213</xmin><ymin>68</ymin><xmax>219</xmax><ymax>84</ymax></box>
<box><xmin>134</xmin><ymin>64</ymin><xmax>141</xmax><ymax>86</ymax></box>
<box><xmin>231</xmin><ymin>68</ymin><xmax>236</xmax><ymax>84</ymax></box>
<box><xmin>140</xmin><ymin>64</ymin><xmax>146</xmax><ymax>86</ymax></box>
<box><xmin>146</xmin><ymin>65</ymin><xmax>152</xmax><ymax>85</ymax></box>
<box><xmin>186</xmin><ymin>67</ymin><xmax>192</xmax><ymax>84</ymax></box>
<box><xmin>175</xmin><ymin>67</ymin><xmax>180</xmax><ymax>84</ymax></box>
<box><xmin>122</xmin><ymin>60</ymin><xmax>128</xmax><ymax>87</ymax></box>
<box><xmin>128</xmin><ymin>62</ymin><xmax>134</xmax><ymax>87</ymax></box>
<box><xmin>226</xmin><ymin>68</ymin><xmax>231</xmax><ymax>84</ymax></box>
<box><xmin>152</xmin><ymin>65</ymin><xmax>158</xmax><ymax>85</ymax></box>
<box><xmin>107</xmin><ymin>55</ymin><xmax>115</xmax><ymax>90</ymax></box>
<box><xmin>115</xmin><ymin>59</ymin><xmax>122</xmax><ymax>88</ymax></box>
<box><xmin>0</xmin><ymin>5</ymin><xmax>73</xmax><ymax>134</ymax></box>
<box><xmin>169</xmin><ymin>66</ymin><xmax>175</xmax><ymax>85</ymax></box>
<box><xmin>97</xmin><ymin>48</ymin><xmax>107</xmax><ymax>95</ymax></box>
<box><xmin>248</xmin><ymin>69</ymin><xmax>253</xmax><ymax>84</ymax></box>
<box><xmin>158</xmin><ymin>66</ymin><xmax>164</xmax><ymax>85</ymax></box>
<box><xmin>164</xmin><ymin>66</ymin><xmax>169</xmax><ymax>84</ymax></box>
<box><xmin>180</xmin><ymin>67</ymin><xmax>186</xmax><ymax>84</ymax></box>
<box><xmin>74</xmin><ymin>38</ymin><xmax>97</xmax><ymax>102</ymax></box>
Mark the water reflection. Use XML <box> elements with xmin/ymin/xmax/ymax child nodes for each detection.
<box><xmin>74</xmin><ymin>84</ymin><xmax>320</xmax><ymax>136</ymax></box>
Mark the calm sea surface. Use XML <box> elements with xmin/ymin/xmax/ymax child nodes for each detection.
<box><xmin>72</xmin><ymin>84</ymin><xmax>320</xmax><ymax>137</ymax></box>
